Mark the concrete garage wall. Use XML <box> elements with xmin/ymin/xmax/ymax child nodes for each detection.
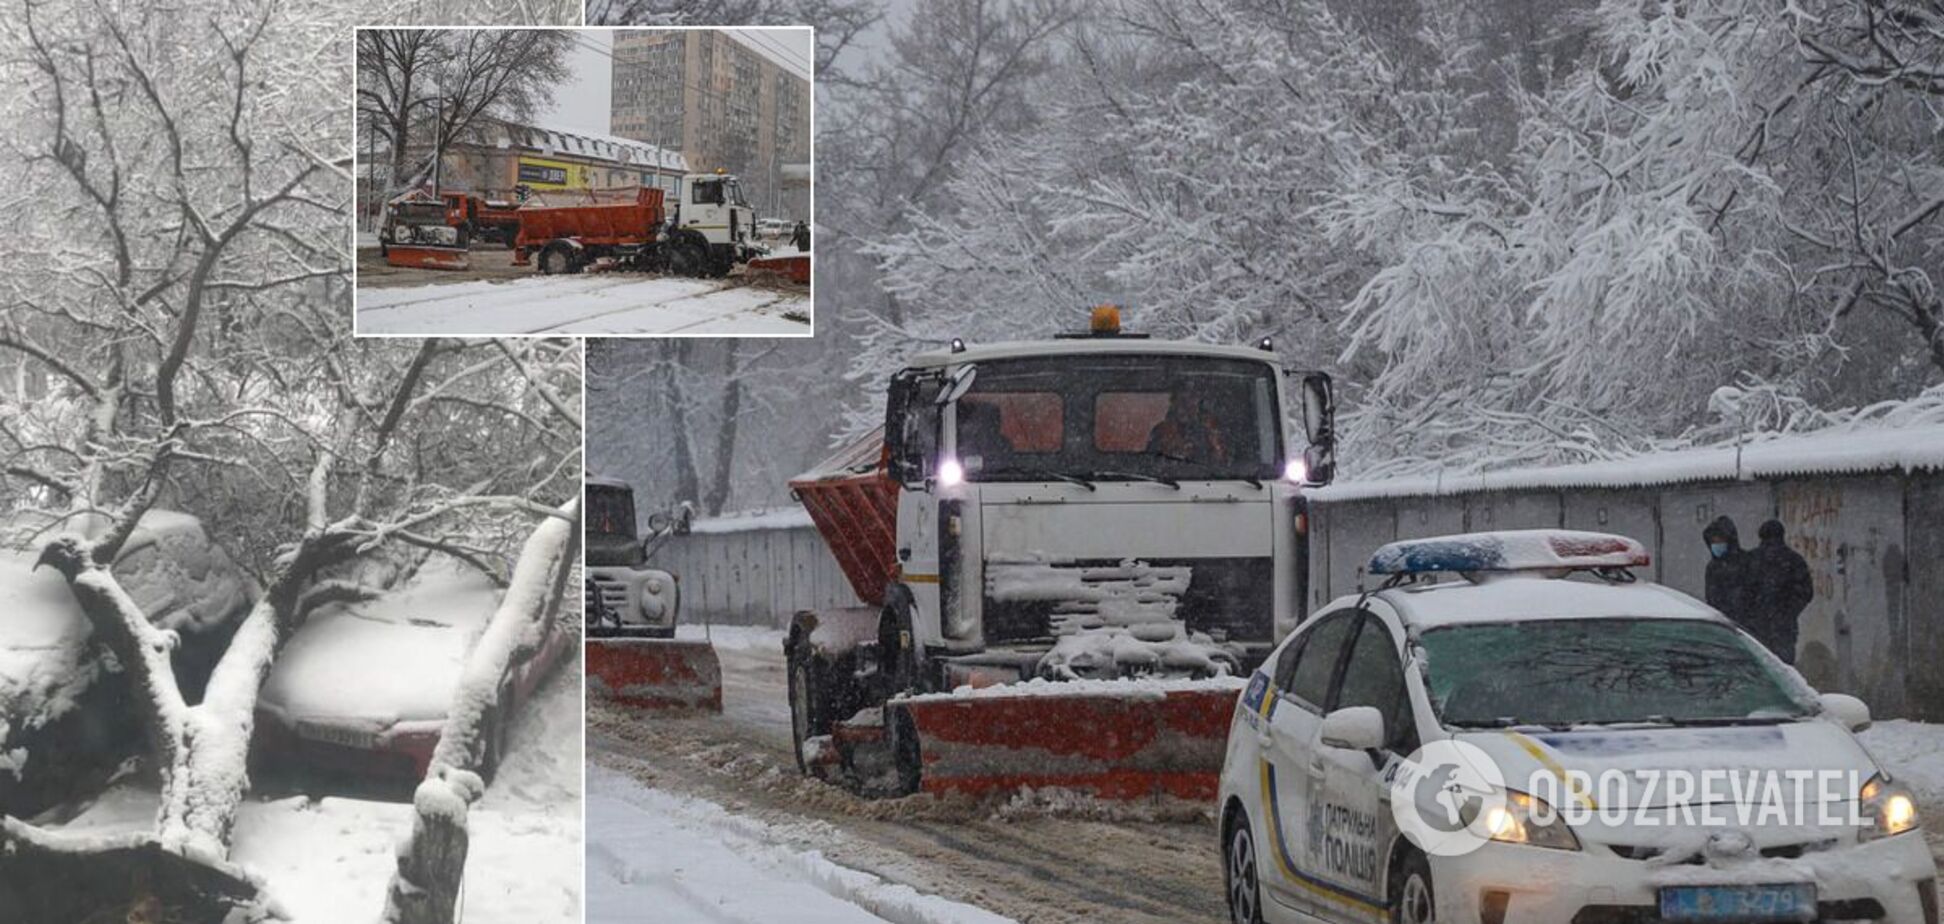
<box><xmin>1307</xmin><ymin>470</ymin><xmax>1944</xmax><ymax>721</ymax></box>
<box><xmin>653</xmin><ymin>525</ymin><xmax>860</xmax><ymax>627</ymax></box>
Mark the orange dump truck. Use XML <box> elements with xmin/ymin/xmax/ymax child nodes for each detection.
<box><xmin>511</xmin><ymin>187</ymin><xmax>728</xmax><ymax>278</ymax></box>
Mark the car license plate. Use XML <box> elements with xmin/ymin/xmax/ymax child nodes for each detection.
<box><xmin>1659</xmin><ymin>883</ymin><xmax>1816</xmax><ymax>921</ymax></box>
<box><xmin>297</xmin><ymin>721</ymin><xmax>379</xmax><ymax>750</ymax></box>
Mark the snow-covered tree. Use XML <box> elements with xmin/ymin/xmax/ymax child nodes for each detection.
<box><xmin>0</xmin><ymin>0</ymin><xmax>582</xmax><ymax>917</ymax></box>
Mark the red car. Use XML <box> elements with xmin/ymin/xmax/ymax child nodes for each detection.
<box><xmin>253</xmin><ymin>561</ymin><xmax>572</xmax><ymax>781</ymax></box>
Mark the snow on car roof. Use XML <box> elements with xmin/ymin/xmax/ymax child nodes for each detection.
<box><xmin>903</xmin><ymin>338</ymin><xmax>1282</xmax><ymax>369</ymax></box>
<box><xmin>1369</xmin><ymin>574</ymin><xmax>1717</xmax><ymax>631</ymax></box>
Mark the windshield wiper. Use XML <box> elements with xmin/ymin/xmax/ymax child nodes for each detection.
<box><xmin>1088</xmin><ymin>470</ymin><xmax>1180</xmax><ymax>489</ymax></box>
<box><xmin>1449</xmin><ymin>716</ymin><xmax>1564</xmax><ymax>732</ymax></box>
<box><xmin>1145</xmin><ymin>451</ymin><xmax>1261</xmax><ymax>489</ymax></box>
<box><xmin>988</xmin><ymin>467</ymin><xmax>1096</xmax><ymax>491</ymax></box>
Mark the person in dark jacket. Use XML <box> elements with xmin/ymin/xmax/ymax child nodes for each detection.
<box><xmin>1702</xmin><ymin>515</ymin><xmax>1754</xmax><ymax>629</ymax></box>
<box><xmin>1744</xmin><ymin>519</ymin><xmax>1814</xmax><ymax>664</ymax></box>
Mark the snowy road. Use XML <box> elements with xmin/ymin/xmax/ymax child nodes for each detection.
<box><xmin>355</xmin><ymin>274</ymin><xmax>811</xmax><ymax>335</ymax></box>
<box><xmin>586</xmin><ymin>626</ymin><xmax>1229</xmax><ymax>924</ymax></box>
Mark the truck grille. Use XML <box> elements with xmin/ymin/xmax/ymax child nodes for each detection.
<box><xmin>981</xmin><ymin>557</ymin><xmax>1274</xmax><ymax>645</ymax></box>
<box><xmin>589</xmin><ymin>574</ymin><xmax>633</xmax><ymax>618</ymax></box>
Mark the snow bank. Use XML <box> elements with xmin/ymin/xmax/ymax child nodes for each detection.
<box><xmin>688</xmin><ymin>507</ymin><xmax>816</xmax><ymax>534</ymax></box>
<box><xmin>588</xmin><ymin>766</ymin><xmax>1016</xmax><ymax>924</ymax></box>
<box><xmin>1315</xmin><ymin>421</ymin><xmax>1944</xmax><ymax>501</ymax></box>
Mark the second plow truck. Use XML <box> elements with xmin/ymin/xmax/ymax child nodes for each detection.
<box><xmin>584</xmin><ymin>476</ymin><xmax>721</xmax><ymax>711</ymax></box>
<box><xmin>786</xmin><ymin>307</ymin><xmax>1337</xmax><ymax>801</ymax></box>
<box><xmin>514</xmin><ymin>171</ymin><xmax>763</xmax><ymax>278</ymax></box>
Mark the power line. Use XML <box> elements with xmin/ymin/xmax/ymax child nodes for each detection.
<box><xmin>728</xmin><ymin>29</ymin><xmax>813</xmax><ymax>79</ymax></box>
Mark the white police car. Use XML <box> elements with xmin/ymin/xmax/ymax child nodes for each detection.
<box><xmin>1218</xmin><ymin>529</ymin><xmax>1937</xmax><ymax>924</ymax></box>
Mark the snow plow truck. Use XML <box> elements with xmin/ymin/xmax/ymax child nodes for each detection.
<box><xmin>584</xmin><ymin>476</ymin><xmax>720</xmax><ymax>712</ymax></box>
<box><xmin>785</xmin><ymin>306</ymin><xmax>1338</xmax><ymax>800</ymax></box>
<box><xmin>514</xmin><ymin>171</ymin><xmax>764</xmax><ymax>278</ymax></box>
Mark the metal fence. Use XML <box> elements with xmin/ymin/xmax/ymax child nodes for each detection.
<box><xmin>653</xmin><ymin>524</ymin><xmax>858</xmax><ymax>628</ymax></box>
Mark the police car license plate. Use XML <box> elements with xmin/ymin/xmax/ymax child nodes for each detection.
<box><xmin>297</xmin><ymin>721</ymin><xmax>378</xmax><ymax>750</ymax></box>
<box><xmin>1658</xmin><ymin>883</ymin><xmax>1816</xmax><ymax>921</ymax></box>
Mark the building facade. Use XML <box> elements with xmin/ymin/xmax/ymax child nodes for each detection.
<box><xmin>610</xmin><ymin>31</ymin><xmax>811</xmax><ymax>221</ymax></box>
<box><xmin>363</xmin><ymin>118</ymin><xmax>689</xmax><ymax>224</ymax></box>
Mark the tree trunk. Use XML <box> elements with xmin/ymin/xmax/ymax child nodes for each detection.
<box><xmin>703</xmin><ymin>344</ymin><xmax>743</xmax><ymax>516</ymax></box>
<box><xmin>665</xmin><ymin>341</ymin><xmax>702</xmax><ymax>506</ymax></box>
<box><xmin>382</xmin><ymin>499</ymin><xmax>581</xmax><ymax>924</ymax></box>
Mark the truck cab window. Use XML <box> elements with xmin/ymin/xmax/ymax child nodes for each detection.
<box><xmin>693</xmin><ymin>180</ymin><xmax>725</xmax><ymax>205</ymax></box>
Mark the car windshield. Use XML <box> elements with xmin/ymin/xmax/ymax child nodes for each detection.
<box><xmin>1419</xmin><ymin>617</ymin><xmax>1813</xmax><ymax>728</ymax></box>
<box><xmin>953</xmin><ymin>354</ymin><xmax>1282</xmax><ymax>482</ymax></box>
<box><xmin>586</xmin><ymin>483</ymin><xmax>636</xmax><ymax>539</ymax></box>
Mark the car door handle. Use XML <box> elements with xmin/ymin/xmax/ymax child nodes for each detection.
<box><xmin>1308</xmin><ymin>758</ymin><xmax>1327</xmax><ymax>779</ymax></box>
<box><xmin>1255</xmin><ymin>729</ymin><xmax>1274</xmax><ymax>749</ymax></box>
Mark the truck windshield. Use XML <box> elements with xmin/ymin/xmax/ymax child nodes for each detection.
<box><xmin>952</xmin><ymin>354</ymin><xmax>1282</xmax><ymax>482</ymax></box>
<box><xmin>1420</xmin><ymin>618</ymin><xmax>1813</xmax><ymax>729</ymax></box>
<box><xmin>586</xmin><ymin>483</ymin><xmax>637</xmax><ymax>539</ymax></box>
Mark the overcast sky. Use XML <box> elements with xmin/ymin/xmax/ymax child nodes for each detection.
<box><xmin>538</xmin><ymin>27</ymin><xmax>815</xmax><ymax>138</ymax></box>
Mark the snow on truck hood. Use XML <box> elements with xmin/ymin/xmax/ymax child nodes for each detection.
<box><xmin>258</xmin><ymin>567</ymin><xmax>501</xmax><ymax>728</ymax></box>
<box><xmin>1456</xmin><ymin>718</ymin><xmax>1881</xmax><ymax>812</ymax></box>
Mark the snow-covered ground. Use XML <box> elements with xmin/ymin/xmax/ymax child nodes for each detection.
<box><xmin>589</xmin><ymin>766</ymin><xmax>1016</xmax><ymax>924</ymax></box>
<box><xmin>42</xmin><ymin>647</ymin><xmax>584</xmax><ymax>922</ymax></box>
<box><xmin>355</xmin><ymin>274</ymin><xmax>811</xmax><ymax>335</ymax></box>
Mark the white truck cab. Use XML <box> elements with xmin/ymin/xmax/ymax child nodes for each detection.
<box><xmin>670</xmin><ymin>171</ymin><xmax>760</xmax><ymax>274</ymax></box>
<box><xmin>875</xmin><ymin>308</ymin><xmax>1338</xmax><ymax>688</ymax></box>
<box><xmin>584</xmin><ymin>475</ymin><xmax>685</xmax><ymax>638</ymax></box>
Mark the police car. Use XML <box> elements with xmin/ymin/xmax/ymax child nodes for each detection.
<box><xmin>1218</xmin><ymin>530</ymin><xmax>1937</xmax><ymax>924</ymax></box>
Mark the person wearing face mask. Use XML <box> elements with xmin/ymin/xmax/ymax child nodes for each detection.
<box><xmin>1702</xmin><ymin>515</ymin><xmax>1755</xmax><ymax>632</ymax></box>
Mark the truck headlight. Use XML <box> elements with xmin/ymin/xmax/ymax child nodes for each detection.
<box><xmin>1861</xmin><ymin>773</ymin><xmax>1921</xmax><ymax>840</ymax></box>
<box><xmin>1483</xmin><ymin>790</ymin><xmax>1580</xmax><ymax>851</ymax></box>
<box><xmin>645</xmin><ymin>576</ymin><xmax>665</xmax><ymax>595</ymax></box>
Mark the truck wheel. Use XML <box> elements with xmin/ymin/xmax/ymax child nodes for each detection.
<box><xmin>539</xmin><ymin>242</ymin><xmax>579</xmax><ymax>275</ymax></box>
<box><xmin>668</xmin><ymin>239</ymin><xmax>705</xmax><ymax>278</ymax></box>
<box><xmin>787</xmin><ymin>648</ymin><xmax>828</xmax><ymax>775</ymax></box>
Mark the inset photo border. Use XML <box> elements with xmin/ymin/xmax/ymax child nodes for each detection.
<box><xmin>353</xmin><ymin>25</ymin><xmax>814</xmax><ymax>337</ymax></box>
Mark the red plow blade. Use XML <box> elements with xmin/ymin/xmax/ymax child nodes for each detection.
<box><xmin>385</xmin><ymin>245</ymin><xmax>470</xmax><ymax>271</ymax></box>
<box><xmin>746</xmin><ymin>253</ymin><xmax>809</xmax><ymax>284</ymax></box>
<box><xmin>585</xmin><ymin>639</ymin><xmax>722</xmax><ymax>711</ymax></box>
<box><xmin>892</xmin><ymin>684</ymin><xmax>1241</xmax><ymax>800</ymax></box>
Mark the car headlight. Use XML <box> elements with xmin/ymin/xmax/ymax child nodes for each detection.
<box><xmin>645</xmin><ymin>576</ymin><xmax>665</xmax><ymax>595</ymax></box>
<box><xmin>1483</xmin><ymin>790</ymin><xmax>1581</xmax><ymax>851</ymax></box>
<box><xmin>1860</xmin><ymin>773</ymin><xmax>1921</xmax><ymax>840</ymax></box>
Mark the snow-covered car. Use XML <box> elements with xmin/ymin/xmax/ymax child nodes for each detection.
<box><xmin>253</xmin><ymin>560</ymin><xmax>572</xmax><ymax>782</ymax></box>
<box><xmin>0</xmin><ymin>511</ymin><xmax>256</xmax><ymax>815</ymax></box>
<box><xmin>1218</xmin><ymin>529</ymin><xmax>1938</xmax><ymax>924</ymax></box>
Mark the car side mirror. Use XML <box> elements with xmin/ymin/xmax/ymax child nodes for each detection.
<box><xmin>1819</xmin><ymin>692</ymin><xmax>1871</xmax><ymax>732</ymax></box>
<box><xmin>1320</xmin><ymin>705</ymin><xmax>1385</xmax><ymax>752</ymax></box>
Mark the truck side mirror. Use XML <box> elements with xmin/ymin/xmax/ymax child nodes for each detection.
<box><xmin>674</xmin><ymin>502</ymin><xmax>695</xmax><ymax>536</ymax></box>
<box><xmin>1299</xmin><ymin>372</ymin><xmax>1336</xmax><ymax>486</ymax></box>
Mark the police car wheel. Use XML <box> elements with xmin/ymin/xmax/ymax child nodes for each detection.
<box><xmin>1224</xmin><ymin>814</ymin><xmax>1264</xmax><ymax>924</ymax></box>
<box><xmin>1392</xmin><ymin>851</ymin><xmax>1435</xmax><ymax>924</ymax></box>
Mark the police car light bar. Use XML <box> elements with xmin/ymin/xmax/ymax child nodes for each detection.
<box><xmin>1367</xmin><ymin>529</ymin><xmax>1650</xmax><ymax>576</ymax></box>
